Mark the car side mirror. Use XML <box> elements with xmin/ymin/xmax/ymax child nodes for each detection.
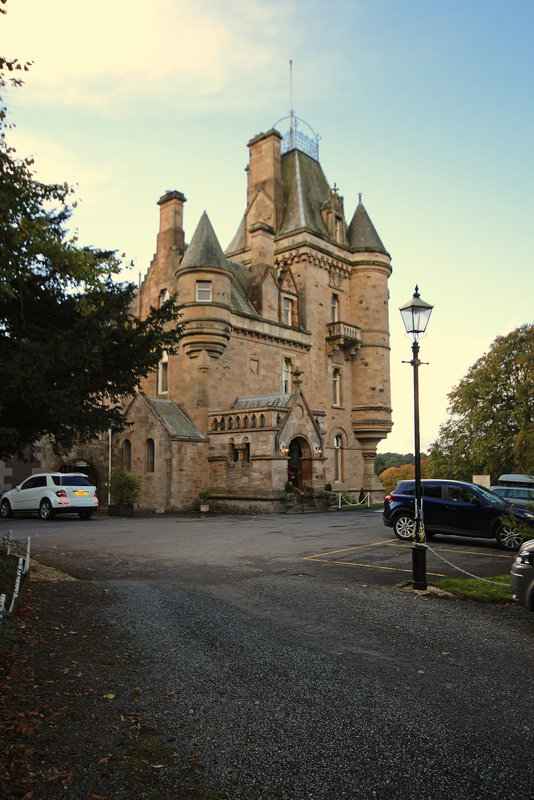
<box><xmin>470</xmin><ymin>497</ymin><xmax>481</xmax><ymax>506</ymax></box>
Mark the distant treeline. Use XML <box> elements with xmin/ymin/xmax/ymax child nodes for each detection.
<box><xmin>374</xmin><ymin>452</ymin><xmax>428</xmax><ymax>476</ymax></box>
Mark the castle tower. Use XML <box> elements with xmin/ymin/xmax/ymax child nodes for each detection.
<box><xmin>347</xmin><ymin>198</ymin><xmax>393</xmax><ymax>494</ymax></box>
<box><xmin>175</xmin><ymin>212</ymin><xmax>233</xmax><ymax>360</ymax></box>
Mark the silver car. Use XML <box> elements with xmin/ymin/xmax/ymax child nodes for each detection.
<box><xmin>491</xmin><ymin>486</ymin><xmax>534</xmax><ymax>509</ymax></box>
<box><xmin>0</xmin><ymin>472</ymin><xmax>98</xmax><ymax>520</ymax></box>
<box><xmin>511</xmin><ymin>539</ymin><xmax>534</xmax><ymax>611</ymax></box>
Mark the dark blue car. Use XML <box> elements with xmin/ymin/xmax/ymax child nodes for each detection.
<box><xmin>383</xmin><ymin>479</ymin><xmax>534</xmax><ymax>550</ymax></box>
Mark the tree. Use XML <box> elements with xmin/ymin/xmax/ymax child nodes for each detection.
<box><xmin>427</xmin><ymin>325</ymin><xmax>534</xmax><ymax>480</ymax></box>
<box><xmin>374</xmin><ymin>451</ymin><xmax>427</xmax><ymax>476</ymax></box>
<box><xmin>0</xmin><ymin>48</ymin><xmax>183</xmax><ymax>459</ymax></box>
<box><xmin>379</xmin><ymin>464</ymin><xmax>415</xmax><ymax>495</ymax></box>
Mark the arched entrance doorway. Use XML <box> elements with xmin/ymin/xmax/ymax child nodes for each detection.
<box><xmin>61</xmin><ymin>459</ymin><xmax>101</xmax><ymax>496</ymax></box>
<box><xmin>287</xmin><ymin>437</ymin><xmax>312</xmax><ymax>490</ymax></box>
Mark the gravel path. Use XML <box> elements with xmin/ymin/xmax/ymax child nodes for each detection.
<box><xmin>105</xmin><ymin>575</ymin><xmax>534</xmax><ymax>799</ymax></box>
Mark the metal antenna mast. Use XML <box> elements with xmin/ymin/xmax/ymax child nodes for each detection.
<box><xmin>289</xmin><ymin>59</ymin><xmax>294</xmax><ymax>149</ymax></box>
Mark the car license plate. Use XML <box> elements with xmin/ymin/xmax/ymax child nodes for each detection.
<box><xmin>74</xmin><ymin>491</ymin><xmax>88</xmax><ymax>496</ymax></box>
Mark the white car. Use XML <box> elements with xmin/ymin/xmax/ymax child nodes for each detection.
<box><xmin>0</xmin><ymin>473</ymin><xmax>98</xmax><ymax>520</ymax></box>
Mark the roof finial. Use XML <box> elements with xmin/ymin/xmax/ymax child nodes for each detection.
<box><xmin>358</xmin><ymin>192</ymin><xmax>362</xmax><ymax>204</ymax></box>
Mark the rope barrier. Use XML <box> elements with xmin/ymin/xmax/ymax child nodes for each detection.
<box><xmin>426</xmin><ymin>543</ymin><xmax>511</xmax><ymax>586</ymax></box>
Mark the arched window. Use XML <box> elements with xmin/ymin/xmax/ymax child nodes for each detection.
<box><xmin>214</xmin><ymin>419</ymin><xmax>219</xmax><ymax>431</ymax></box>
<box><xmin>236</xmin><ymin>417</ymin><xmax>241</xmax><ymax>429</ymax></box>
<box><xmin>243</xmin><ymin>416</ymin><xmax>249</xmax><ymax>428</ymax></box>
<box><xmin>334</xmin><ymin>435</ymin><xmax>342</xmax><ymax>482</ymax></box>
<box><xmin>159</xmin><ymin>288</ymin><xmax>169</xmax><ymax>307</ymax></box>
<box><xmin>259</xmin><ymin>414</ymin><xmax>265</xmax><ymax>428</ymax></box>
<box><xmin>158</xmin><ymin>350</ymin><xmax>168</xmax><ymax>394</ymax></box>
<box><xmin>146</xmin><ymin>438</ymin><xmax>155</xmax><ymax>473</ymax></box>
<box><xmin>243</xmin><ymin>441</ymin><xmax>250</xmax><ymax>463</ymax></box>
<box><xmin>282</xmin><ymin>358</ymin><xmax>292</xmax><ymax>393</ymax></box>
<box><xmin>228</xmin><ymin>417</ymin><xmax>233</xmax><ymax>430</ymax></box>
<box><xmin>333</xmin><ymin>368</ymin><xmax>341</xmax><ymax>406</ymax></box>
<box><xmin>123</xmin><ymin>440</ymin><xmax>131</xmax><ymax>471</ymax></box>
<box><xmin>220</xmin><ymin>418</ymin><xmax>226</xmax><ymax>431</ymax></box>
<box><xmin>331</xmin><ymin>294</ymin><xmax>339</xmax><ymax>322</ymax></box>
<box><xmin>252</xmin><ymin>415</ymin><xmax>257</xmax><ymax>428</ymax></box>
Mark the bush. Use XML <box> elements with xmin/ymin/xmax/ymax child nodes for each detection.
<box><xmin>105</xmin><ymin>467</ymin><xmax>142</xmax><ymax>505</ymax></box>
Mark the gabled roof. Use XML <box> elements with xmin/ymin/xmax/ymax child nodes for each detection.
<box><xmin>346</xmin><ymin>201</ymin><xmax>389</xmax><ymax>255</ymax></box>
<box><xmin>178</xmin><ymin>212</ymin><xmax>229</xmax><ymax>271</ymax></box>
<box><xmin>144</xmin><ymin>397</ymin><xmax>206</xmax><ymax>440</ymax></box>
<box><xmin>225</xmin><ymin>214</ymin><xmax>247</xmax><ymax>255</ymax></box>
<box><xmin>279</xmin><ymin>149</ymin><xmax>330</xmax><ymax>237</ymax></box>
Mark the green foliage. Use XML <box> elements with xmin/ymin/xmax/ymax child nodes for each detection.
<box><xmin>438</xmin><ymin>575</ymin><xmax>512</xmax><ymax>605</ymax></box>
<box><xmin>375</xmin><ymin>452</ymin><xmax>414</xmax><ymax>475</ymax></box>
<box><xmin>198</xmin><ymin>489</ymin><xmax>211</xmax><ymax>502</ymax></box>
<box><xmin>105</xmin><ymin>467</ymin><xmax>142</xmax><ymax>505</ymax></box>
<box><xmin>0</xmin><ymin>55</ymin><xmax>184</xmax><ymax>459</ymax></box>
<box><xmin>427</xmin><ymin>325</ymin><xmax>534</xmax><ymax>480</ymax></box>
<box><xmin>499</xmin><ymin>508</ymin><xmax>534</xmax><ymax>542</ymax></box>
<box><xmin>281</xmin><ymin>481</ymin><xmax>294</xmax><ymax>500</ymax></box>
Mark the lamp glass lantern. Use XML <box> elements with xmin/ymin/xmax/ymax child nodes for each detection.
<box><xmin>399</xmin><ymin>285</ymin><xmax>433</xmax><ymax>340</ymax></box>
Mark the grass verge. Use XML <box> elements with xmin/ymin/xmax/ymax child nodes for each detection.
<box><xmin>437</xmin><ymin>574</ymin><xmax>512</xmax><ymax>604</ymax></box>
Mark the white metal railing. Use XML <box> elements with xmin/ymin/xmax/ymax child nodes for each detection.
<box><xmin>1</xmin><ymin>531</ymin><xmax>31</xmax><ymax>625</ymax></box>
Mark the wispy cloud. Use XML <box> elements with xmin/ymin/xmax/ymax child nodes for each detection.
<box><xmin>4</xmin><ymin>0</ymin><xmax>297</xmax><ymax>113</ymax></box>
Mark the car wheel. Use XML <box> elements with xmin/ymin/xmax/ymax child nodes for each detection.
<box><xmin>0</xmin><ymin>498</ymin><xmax>12</xmax><ymax>518</ymax></box>
<box><xmin>78</xmin><ymin>511</ymin><xmax>93</xmax><ymax>519</ymax></box>
<box><xmin>495</xmin><ymin>524</ymin><xmax>522</xmax><ymax>551</ymax></box>
<box><xmin>393</xmin><ymin>513</ymin><xmax>415</xmax><ymax>540</ymax></box>
<box><xmin>39</xmin><ymin>498</ymin><xmax>55</xmax><ymax>521</ymax></box>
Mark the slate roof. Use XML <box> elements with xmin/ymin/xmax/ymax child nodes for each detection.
<box><xmin>145</xmin><ymin>397</ymin><xmax>206</xmax><ymax>440</ymax></box>
<box><xmin>232</xmin><ymin>394</ymin><xmax>293</xmax><ymax>410</ymax></box>
<box><xmin>227</xmin><ymin>259</ymin><xmax>259</xmax><ymax>317</ymax></box>
<box><xmin>179</xmin><ymin>212</ymin><xmax>259</xmax><ymax>318</ymax></box>
<box><xmin>279</xmin><ymin>149</ymin><xmax>331</xmax><ymax>237</ymax></box>
<box><xmin>346</xmin><ymin>201</ymin><xmax>389</xmax><ymax>255</ymax></box>
<box><xmin>178</xmin><ymin>212</ymin><xmax>229</xmax><ymax>271</ymax></box>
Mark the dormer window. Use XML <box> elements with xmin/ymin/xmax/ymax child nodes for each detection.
<box><xmin>196</xmin><ymin>280</ymin><xmax>212</xmax><ymax>302</ymax></box>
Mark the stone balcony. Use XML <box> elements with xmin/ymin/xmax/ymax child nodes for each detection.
<box><xmin>325</xmin><ymin>321</ymin><xmax>361</xmax><ymax>358</ymax></box>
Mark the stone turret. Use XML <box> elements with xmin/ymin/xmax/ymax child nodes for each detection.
<box><xmin>348</xmin><ymin>198</ymin><xmax>393</xmax><ymax>494</ymax></box>
<box><xmin>176</xmin><ymin>212</ymin><xmax>233</xmax><ymax>359</ymax></box>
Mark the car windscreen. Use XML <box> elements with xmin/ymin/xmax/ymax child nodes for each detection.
<box><xmin>478</xmin><ymin>486</ymin><xmax>507</xmax><ymax>507</ymax></box>
<box><xmin>58</xmin><ymin>476</ymin><xmax>92</xmax><ymax>487</ymax></box>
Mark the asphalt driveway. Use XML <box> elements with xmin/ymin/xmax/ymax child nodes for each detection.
<box><xmin>2</xmin><ymin>508</ymin><xmax>518</xmax><ymax>587</ymax></box>
<box><xmin>3</xmin><ymin>510</ymin><xmax>534</xmax><ymax>799</ymax></box>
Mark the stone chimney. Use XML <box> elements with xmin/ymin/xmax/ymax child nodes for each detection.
<box><xmin>246</xmin><ymin>130</ymin><xmax>283</xmax><ymax>231</ymax></box>
<box><xmin>157</xmin><ymin>190</ymin><xmax>186</xmax><ymax>254</ymax></box>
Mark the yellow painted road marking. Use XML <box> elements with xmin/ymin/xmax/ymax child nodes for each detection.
<box><xmin>303</xmin><ymin>538</ymin><xmax>510</xmax><ymax>578</ymax></box>
<box><xmin>305</xmin><ymin>557</ymin><xmax>446</xmax><ymax>578</ymax></box>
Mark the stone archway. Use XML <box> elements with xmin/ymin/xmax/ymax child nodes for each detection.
<box><xmin>287</xmin><ymin>437</ymin><xmax>312</xmax><ymax>490</ymax></box>
<box><xmin>61</xmin><ymin>459</ymin><xmax>101</xmax><ymax>496</ymax></box>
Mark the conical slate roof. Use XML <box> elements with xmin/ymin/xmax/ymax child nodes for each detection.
<box><xmin>346</xmin><ymin>201</ymin><xmax>388</xmax><ymax>255</ymax></box>
<box><xmin>179</xmin><ymin>211</ymin><xmax>230</xmax><ymax>271</ymax></box>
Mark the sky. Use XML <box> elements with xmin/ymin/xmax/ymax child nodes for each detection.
<box><xmin>2</xmin><ymin>0</ymin><xmax>533</xmax><ymax>454</ymax></box>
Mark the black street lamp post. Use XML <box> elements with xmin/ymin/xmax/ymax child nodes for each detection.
<box><xmin>399</xmin><ymin>286</ymin><xmax>433</xmax><ymax>590</ymax></box>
